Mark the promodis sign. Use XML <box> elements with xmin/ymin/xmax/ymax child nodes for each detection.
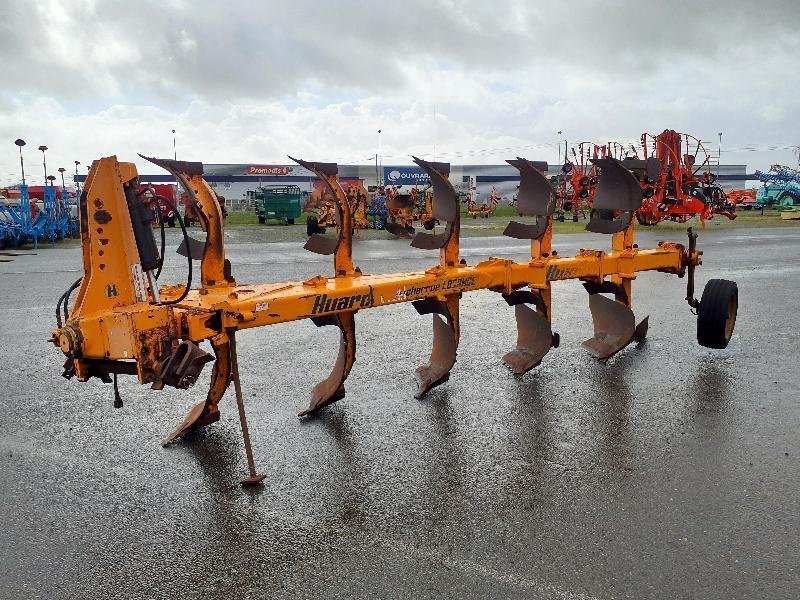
<box><xmin>245</xmin><ymin>165</ymin><xmax>293</xmax><ymax>176</ymax></box>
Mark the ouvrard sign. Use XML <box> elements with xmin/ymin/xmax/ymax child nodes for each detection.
<box><xmin>383</xmin><ymin>166</ymin><xmax>431</xmax><ymax>186</ymax></box>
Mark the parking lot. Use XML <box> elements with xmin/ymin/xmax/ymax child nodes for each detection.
<box><xmin>1</xmin><ymin>225</ymin><xmax>797</xmax><ymax>599</ymax></box>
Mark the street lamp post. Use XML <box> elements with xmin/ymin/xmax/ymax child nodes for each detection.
<box><xmin>74</xmin><ymin>161</ymin><xmax>82</xmax><ymax>220</ymax></box>
<box><xmin>557</xmin><ymin>130</ymin><xmax>563</xmax><ymax>165</ymax></box>
<box><xmin>376</xmin><ymin>129</ymin><xmax>382</xmax><ymax>186</ymax></box>
<box><xmin>717</xmin><ymin>132</ymin><xmax>722</xmax><ymax>178</ymax></box>
<box><xmin>172</xmin><ymin>129</ymin><xmax>176</xmax><ymax>160</ymax></box>
<box><xmin>38</xmin><ymin>145</ymin><xmax>49</xmax><ymax>186</ymax></box>
<box><xmin>15</xmin><ymin>139</ymin><xmax>27</xmax><ymax>185</ymax></box>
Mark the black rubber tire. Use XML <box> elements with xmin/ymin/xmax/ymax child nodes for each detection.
<box><xmin>563</xmin><ymin>201</ymin><xmax>573</xmax><ymax>212</ymax></box>
<box><xmin>258</xmin><ymin>216</ymin><xmax>266</xmax><ymax>224</ymax></box>
<box><xmin>306</xmin><ymin>215</ymin><xmax>319</xmax><ymax>237</ymax></box>
<box><xmin>423</xmin><ymin>219</ymin><xmax>435</xmax><ymax>230</ymax></box>
<box><xmin>167</xmin><ymin>217</ymin><xmax>176</xmax><ymax>228</ymax></box>
<box><xmin>778</xmin><ymin>191</ymin><xmax>800</xmax><ymax>206</ymax></box>
<box><xmin>697</xmin><ymin>279</ymin><xmax>738</xmax><ymax>349</ymax></box>
<box><xmin>287</xmin><ymin>218</ymin><xmax>295</xmax><ymax>225</ymax></box>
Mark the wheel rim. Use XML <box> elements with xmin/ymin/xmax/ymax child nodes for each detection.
<box><xmin>724</xmin><ymin>295</ymin><xmax>738</xmax><ymax>340</ymax></box>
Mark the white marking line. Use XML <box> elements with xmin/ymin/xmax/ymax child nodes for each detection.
<box><xmin>381</xmin><ymin>538</ymin><xmax>603</xmax><ymax>600</ymax></box>
<box><xmin>0</xmin><ymin>269</ymin><xmax>82</xmax><ymax>275</ymax></box>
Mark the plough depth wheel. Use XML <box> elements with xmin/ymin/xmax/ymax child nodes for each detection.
<box><xmin>697</xmin><ymin>279</ymin><xmax>738</xmax><ymax>349</ymax></box>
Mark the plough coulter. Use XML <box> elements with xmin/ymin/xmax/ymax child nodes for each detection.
<box><xmin>52</xmin><ymin>152</ymin><xmax>739</xmax><ymax>484</ymax></box>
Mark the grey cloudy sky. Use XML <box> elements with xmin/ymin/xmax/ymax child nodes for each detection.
<box><xmin>1</xmin><ymin>0</ymin><xmax>798</xmax><ymax>184</ymax></box>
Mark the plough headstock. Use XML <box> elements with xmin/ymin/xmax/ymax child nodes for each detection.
<box><xmin>52</xmin><ymin>152</ymin><xmax>739</xmax><ymax>485</ymax></box>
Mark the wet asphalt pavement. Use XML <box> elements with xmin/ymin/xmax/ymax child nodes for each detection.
<box><xmin>1</xmin><ymin>226</ymin><xmax>798</xmax><ymax>599</ymax></box>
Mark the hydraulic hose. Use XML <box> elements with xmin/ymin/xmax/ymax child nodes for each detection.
<box><xmin>152</xmin><ymin>194</ymin><xmax>192</xmax><ymax>305</ymax></box>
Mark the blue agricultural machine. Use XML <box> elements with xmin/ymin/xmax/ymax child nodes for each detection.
<box><xmin>366</xmin><ymin>192</ymin><xmax>389</xmax><ymax>229</ymax></box>
<box><xmin>0</xmin><ymin>140</ymin><xmax>79</xmax><ymax>249</ymax></box>
<box><xmin>753</xmin><ymin>165</ymin><xmax>800</xmax><ymax>209</ymax></box>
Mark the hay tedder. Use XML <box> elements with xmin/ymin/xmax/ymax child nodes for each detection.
<box><xmin>558</xmin><ymin>142</ymin><xmax>605</xmax><ymax>221</ymax></box>
<box><xmin>632</xmin><ymin>130</ymin><xmax>735</xmax><ymax>226</ymax></box>
<box><xmin>52</xmin><ymin>152</ymin><xmax>739</xmax><ymax>485</ymax></box>
<box><xmin>463</xmin><ymin>180</ymin><xmax>502</xmax><ymax>219</ymax></box>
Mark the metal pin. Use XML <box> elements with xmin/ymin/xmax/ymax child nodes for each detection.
<box><xmin>228</xmin><ymin>331</ymin><xmax>265</xmax><ymax>486</ymax></box>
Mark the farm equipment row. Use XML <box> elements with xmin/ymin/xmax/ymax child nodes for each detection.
<box><xmin>555</xmin><ymin>130</ymin><xmax>736</xmax><ymax>226</ymax></box>
<box><xmin>0</xmin><ymin>184</ymin><xmax>79</xmax><ymax>249</ymax></box>
<box><xmin>1</xmin><ymin>140</ymin><xmax>79</xmax><ymax>248</ymax></box>
<box><xmin>303</xmin><ymin>180</ymin><xmax>388</xmax><ymax>235</ymax></box>
<box><xmin>52</xmin><ymin>150</ymin><xmax>739</xmax><ymax>485</ymax></box>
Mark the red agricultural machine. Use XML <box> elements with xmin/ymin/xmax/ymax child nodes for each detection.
<box><xmin>557</xmin><ymin>142</ymin><xmax>636</xmax><ymax>221</ymax></box>
<box><xmin>630</xmin><ymin>130</ymin><xmax>735</xmax><ymax>226</ymax></box>
<box><xmin>463</xmin><ymin>182</ymin><xmax>501</xmax><ymax>218</ymax></box>
<box><xmin>137</xmin><ymin>183</ymin><xmax>178</xmax><ymax>227</ymax></box>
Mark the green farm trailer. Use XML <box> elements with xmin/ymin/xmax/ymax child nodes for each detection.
<box><xmin>253</xmin><ymin>185</ymin><xmax>303</xmax><ymax>225</ymax></box>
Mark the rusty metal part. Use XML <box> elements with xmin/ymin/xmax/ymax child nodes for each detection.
<box><xmin>299</xmin><ymin>311</ymin><xmax>357</xmax><ymax>416</ymax></box>
<box><xmin>157</xmin><ymin>340</ymin><xmax>213</xmax><ymax>390</ymax></box>
<box><xmin>140</xmin><ymin>155</ymin><xmax>233</xmax><ymax>288</ymax></box>
<box><xmin>582</xmin><ymin>293</ymin><xmax>647</xmax><ymax>360</ymax></box>
<box><xmin>385</xmin><ymin>221</ymin><xmax>416</xmax><ymax>237</ymax></box>
<box><xmin>412</xmin><ymin>296</ymin><xmax>459</xmax><ymax>398</ymax></box>
<box><xmin>504</xmin><ymin>158</ymin><xmax>554</xmax><ymax>240</ymax></box>
<box><xmin>228</xmin><ymin>330</ymin><xmax>266</xmax><ymax>485</ymax></box>
<box><xmin>176</xmin><ymin>235</ymin><xmax>206</xmax><ymax>261</ymax></box>
<box><xmin>162</xmin><ymin>335</ymin><xmax>229</xmax><ymax>446</ymax></box>
<box><xmin>501</xmin><ymin>290</ymin><xmax>557</xmax><ymax>375</ymax></box>
<box><xmin>409</xmin><ymin>157</ymin><xmax>458</xmax><ymax>255</ymax></box>
<box><xmin>385</xmin><ymin>191</ymin><xmax>416</xmax><ymax>210</ymax></box>
<box><xmin>289</xmin><ymin>157</ymin><xmax>354</xmax><ymax>275</ymax></box>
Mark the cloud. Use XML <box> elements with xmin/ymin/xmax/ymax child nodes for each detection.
<box><xmin>1</xmin><ymin>0</ymin><xmax>799</xmax><ymax>184</ymax></box>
